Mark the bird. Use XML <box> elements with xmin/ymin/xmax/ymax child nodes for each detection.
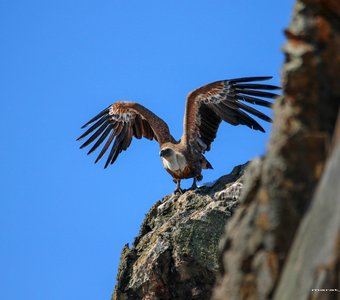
<box><xmin>77</xmin><ymin>76</ymin><xmax>279</xmax><ymax>193</ymax></box>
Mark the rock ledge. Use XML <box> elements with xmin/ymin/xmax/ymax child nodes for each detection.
<box><xmin>112</xmin><ymin>163</ymin><xmax>248</xmax><ymax>300</ymax></box>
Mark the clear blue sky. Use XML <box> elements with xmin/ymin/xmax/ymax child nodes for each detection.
<box><xmin>0</xmin><ymin>1</ymin><xmax>294</xmax><ymax>299</ymax></box>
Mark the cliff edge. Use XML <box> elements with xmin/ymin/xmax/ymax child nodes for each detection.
<box><xmin>112</xmin><ymin>0</ymin><xmax>340</xmax><ymax>299</ymax></box>
<box><xmin>112</xmin><ymin>162</ymin><xmax>249</xmax><ymax>300</ymax></box>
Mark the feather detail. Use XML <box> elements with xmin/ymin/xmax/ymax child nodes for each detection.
<box><xmin>77</xmin><ymin>101</ymin><xmax>175</xmax><ymax>167</ymax></box>
<box><xmin>182</xmin><ymin>76</ymin><xmax>279</xmax><ymax>153</ymax></box>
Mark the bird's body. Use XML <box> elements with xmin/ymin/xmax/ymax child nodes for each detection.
<box><xmin>159</xmin><ymin>141</ymin><xmax>212</xmax><ymax>187</ymax></box>
<box><xmin>161</xmin><ymin>147</ymin><xmax>189</xmax><ymax>177</ymax></box>
<box><xmin>77</xmin><ymin>76</ymin><xmax>279</xmax><ymax>193</ymax></box>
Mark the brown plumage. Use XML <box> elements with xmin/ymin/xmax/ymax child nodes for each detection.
<box><xmin>77</xmin><ymin>76</ymin><xmax>280</xmax><ymax>193</ymax></box>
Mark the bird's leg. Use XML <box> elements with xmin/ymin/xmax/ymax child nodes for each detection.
<box><xmin>174</xmin><ymin>179</ymin><xmax>183</xmax><ymax>194</ymax></box>
<box><xmin>191</xmin><ymin>177</ymin><xmax>197</xmax><ymax>190</ymax></box>
<box><xmin>191</xmin><ymin>174</ymin><xmax>203</xmax><ymax>190</ymax></box>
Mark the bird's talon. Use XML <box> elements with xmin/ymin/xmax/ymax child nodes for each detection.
<box><xmin>174</xmin><ymin>188</ymin><xmax>183</xmax><ymax>195</ymax></box>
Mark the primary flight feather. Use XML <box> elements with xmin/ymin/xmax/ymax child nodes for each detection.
<box><xmin>77</xmin><ymin>76</ymin><xmax>279</xmax><ymax>193</ymax></box>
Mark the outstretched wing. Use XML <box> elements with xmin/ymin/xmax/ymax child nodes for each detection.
<box><xmin>182</xmin><ymin>76</ymin><xmax>280</xmax><ymax>153</ymax></box>
<box><xmin>77</xmin><ymin>101</ymin><xmax>175</xmax><ymax>168</ymax></box>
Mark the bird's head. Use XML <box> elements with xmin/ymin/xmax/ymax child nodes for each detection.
<box><xmin>159</xmin><ymin>148</ymin><xmax>173</xmax><ymax>158</ymax></box>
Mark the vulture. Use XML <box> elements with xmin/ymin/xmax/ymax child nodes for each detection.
<box><xmin>77</xmin><ymin>76</ymin><xmax>279</xmax><ymax>193</ymax></box>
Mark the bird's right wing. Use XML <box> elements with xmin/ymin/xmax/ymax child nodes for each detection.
<box><xmin>182</xmin><ymin>76</ymin><xmax>280</xmax><ymax>153</ymax></box>
<box><xmin>77</xmin><ymin>101</ymin><xmax>175</xmax><ymax>168</ymax></box>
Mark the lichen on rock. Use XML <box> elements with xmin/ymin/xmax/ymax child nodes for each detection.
<box><xmin>112</xmin><ymin>163</ymin><xmax>248</xmax><ymax>300</ymax></box>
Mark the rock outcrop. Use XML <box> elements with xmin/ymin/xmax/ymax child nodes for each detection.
<box><xmin>212</xmin><ymin>1</ymin><xmax>340</xmax><ymax>299</ymax></box>
<box><xmin>274</xmin><ymin>124</ymin><xmax>340</xmax><ymax>300</ymax></box>
<box><xmin>111</xmin><ymin>1</ymin><xmax>340</xmax><ymax>299</ymax></box>
<box><xmin>112</xmin><ymin>163</ymin><xmax>248</xmax><ymax>300</ymax></box>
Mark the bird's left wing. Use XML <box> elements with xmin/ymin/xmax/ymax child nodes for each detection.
<box><xmin>77</xmin><ymin>101</ymin><xmax>175</xmax><ymax>168</ymax></box>
<box><xmin>182</xmin><ymin>76</ymin><xmax>280</xmax><ymax>153</ymax></box>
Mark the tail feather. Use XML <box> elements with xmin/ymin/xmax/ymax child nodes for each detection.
<box><xmin>201</xmin><ymin>155</ymin><xmax>213</xmax><ymax>169</ymax></box>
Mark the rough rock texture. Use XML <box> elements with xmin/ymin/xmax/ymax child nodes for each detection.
<box><xmin>274</xmin><ymin>123</ymin><xmax>340</xmax><ymax>300</ymax></box>
<box><xmin>111</xmin><ymin>1</ymin><xmax>340</xmax><ymax>299</ymax></box>
<box><xmin>112</xmin><ymin>163</ymin><xmax>247</xmax><ymax>300</ymax></box>
<box><xmin>212</xmin><ymin>0</ymin><xmax>340</xmax><ymax>299</ymax></box>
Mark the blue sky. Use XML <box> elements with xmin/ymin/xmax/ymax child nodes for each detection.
<box><xmin>0</xmin><ymin>1</ymin><xmax>294</xmax><ymax>299</ymax></box>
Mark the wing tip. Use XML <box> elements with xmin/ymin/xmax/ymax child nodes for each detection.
<box><xmin>253</xmin><ymin>124</ymin><xmax>265</xmax><ymax>133</ymax></box>
<box><xmin>229</xmin><ymin>76</ymin><xmax>274</xmax><ymax>83</ymax></box>
<box><xmin>87</xmin><ymin>149</ymin><xmax>95</xmax><ymax>155</ymax></box>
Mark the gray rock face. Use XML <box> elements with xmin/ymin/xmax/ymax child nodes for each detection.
<box><xmin>112</xmin><ymin>163</ymin><xmax>247</xmax><ymax>300</ymax></box>
<box><xmin>212</xmin><ymin>1</ymin><xmax>340</xmax><ymax>299</ymax></box>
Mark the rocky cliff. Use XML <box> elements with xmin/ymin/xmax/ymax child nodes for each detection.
<box><xmin>112</xmin><ymin>0</ymin><xmax>340</xmax><ymax>299</ymax></box>
<box><xmin>212</xmin><ymin>1</ymin><xmax>340</xmax><ymax>299</ymax></box>
<box><xmin>112</xmin><ymin>163</ymin><xmax>248</xmax><ymax>300</ymax></box>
